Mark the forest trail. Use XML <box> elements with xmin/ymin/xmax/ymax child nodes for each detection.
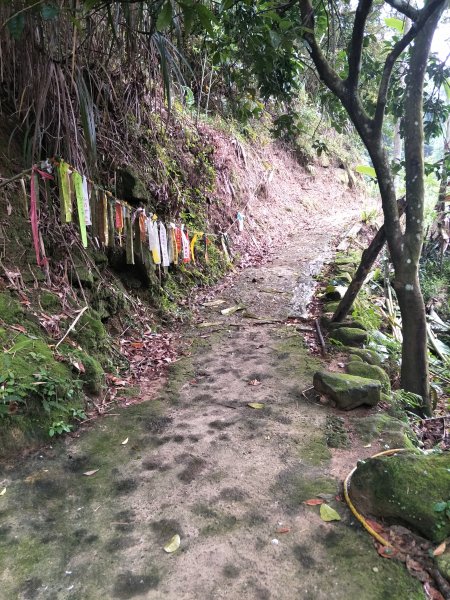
<box><xmin>0</xmin><ymin>208</ymin><xmax>425</xmax><ymax>600</ymax></box>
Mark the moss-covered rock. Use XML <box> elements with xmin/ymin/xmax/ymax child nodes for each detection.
<box><xmin>349</xmin><ymin>353</ymin><xmax>364</xmax><ymax>362</ymax></box>
<box><xmin>324</xmin><ymin>300</ymin><xmax>340</xmax><ymax>313</ymax></box>
<box><xmin>347</xmin><ymin>361</ymin><xmax>391</xmax><ymax>394</ymax></box>
<box><xmin>436</xmin><ymin>549</ymin><xmax>450</xmax><ymax>582</ymax></box>
<box><xmin>341</xmin><ymin>346</ymin><xmax>383</xmax><ymax>366</ymax></box>
<box><xmin>352</xmin><ymin>414</ymin><xmax>417</xmax><ymax>449</ymax></box>
<box><xmin>66</xmin><ymin>350</ymin><xmax>104</xmax><ymax>395</ymax></box>
<box><xmin>313</xmin><ymin>370</ymin><xmax>381</xmax><ymax>410</ymax></box>
<box><xmin>349</xmin><ymin>452</ymin><xmax>450</xmax><ymax>542</ymax></box>
<box><xmin>325</xmin><ymin>318</ymin><xmax>367</xmax><ymax>331</ymax></box>
<box><xmin>70</xmin><ymin>264</ymin><xmax>95</xmax><ymax>288</ymax></box>
<box><xmin>72</xmin><ymin>310</ymin><xmax>108</xmax><ymax>353</ymax></box>
<box><xmin>330</xmin><ymin>327</ymin><xmax>368</xmax><ymax>347</ymax></box>
<box><xmin>39</xmin><ymin>291</ymin><xmax>61</xmax><ymax>312</ymax></box>
<box><xmin>0</xmin><ymin>291</ymin><xmax>23</xmax><ymax>323</ymax></box>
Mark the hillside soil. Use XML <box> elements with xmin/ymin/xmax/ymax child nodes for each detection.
<box><xmin>0</xmin><ymin>203</ymin><xmax>426</xmax><ymax>600</ymax></box>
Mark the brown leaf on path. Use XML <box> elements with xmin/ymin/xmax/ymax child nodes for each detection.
<box><xmin>276</xmin><ymin>527</ymin><xmax>290</xmax><ymax>534</ymax></box>
<box><xmin>424</xmin><ymin>582</ymin><xmax>445</xmax><ymax>600</ymax></box>
<box><xmin>432</xmin><ymin>541</ymin><xmax>446</xmax><ymax>557</ymax></box>
<box><xmin>130</xmin><ymin>342</ymin><xmax>144</xmax><ymax>348</ymax></box>
<box><xmin>303</xmin><ymin>498</ymin><xmax>324</xmax><ymax>506</ymax></box>
<box><xmin>248</xmin><ymin>379</ymin><xmax>261</xmax><ymax>386</ymax></box>
<box><xmin>366</xmin><ymin>519</ymin><xmax>386</xmax><ymax>535</ymax></box>
<box><xmin>405</xmin><ymin>556</ymin><xmax>430</xmax><ymax>583</ymax></box>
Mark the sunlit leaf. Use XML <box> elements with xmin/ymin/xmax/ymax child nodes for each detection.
<box><xmin>0</xmin><ymin>488</ymin><xmax>6</xmax><ymax>496</ymax></box>
<box><xmin>83</xmin><ymin>469</ymin><xmax>99</xmax><ymax>476</ymax></box>
<box><xmin>320</xmin><ymin>504</ymin><xmax>341</xmax><ymax>521</ymax></box>
<box><xmin>384</xmin><ymin>17</ymin><xmax>405</xmax><ymax>33</ymax></box>
<box><xmin>247</xmin><ymin>402</ymin><xmax>264</xmax><ymax>409</ymax></box>
<box><xmin>163</xmin><ymin>534</ymin><xmax>180</xmax><ymax>553</ymax></box>
<box><xmin>121</xmin><ymin>438</ymin><xmax>129</xmax><ymax>445</ymax></box>
<box><xmin>355</xmin><ymin>165</ymin><xmax>377</xmax><ymax>178</ymax></box>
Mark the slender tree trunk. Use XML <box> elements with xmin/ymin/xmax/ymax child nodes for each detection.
<box><xmin>332</xmin><ymin>199</ymin><xmax>405</xmax><ymax>322</ymax></box>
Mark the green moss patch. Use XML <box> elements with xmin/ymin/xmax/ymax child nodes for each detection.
<box><xmin>325</xmin><ymin>415</ymin><xmax>350</xmax><ymax>448</ymax></box>
<box><xmin>352</xmin><ymin>414</ymin><xmax>417</xmax><ymax>449</ymax></box>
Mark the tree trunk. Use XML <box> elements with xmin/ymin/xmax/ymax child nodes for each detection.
<box><xmin>332</xmin><ymin>199</ymin><xmax>405</xmax><ymax>323</ymax></box>
<box><xmin>394</xmin><ymin>274</ymin><xmax>430</xmax><ymax>413</ymax></box>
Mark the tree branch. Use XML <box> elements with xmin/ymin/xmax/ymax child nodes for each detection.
<box><xmin>299</xmin><ymin>0</ymin><xmax>345</xmax><ymax>99</ymax></box>
<box><xmin>346</xmin><ymin>0</ymin><xmax>373</xmax><ymax>90</ymax></box>
<box><xmin>373</xmin><ymin>0</ymin><xmax>446</xmax><ymax>134</ymax></box>
<box><xmin>384</xmin><ymin>0</ymin><xmax>419</xmax><ymax>21</ymax></box>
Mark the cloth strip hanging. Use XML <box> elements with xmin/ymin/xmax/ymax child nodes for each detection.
<box><xmin>72</xmin><ymin>171</ymin><xmax>88</xmax><ymax>248</ymax></box>
<box><xmin>159</xmin><ymin>222</ymin><xmax>170</xmax><ymax>267</ymax></box>
<box><xmin>82</xmin><ymin>175</ymin><xmax>91</xmax><ymax>226</ymax></box>
<box><xmin>57</xmin><ymin>161</ymin><xmax>72</xmax><ymax>223</ymax></box>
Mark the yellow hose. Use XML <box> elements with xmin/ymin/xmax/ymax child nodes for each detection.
<box><xmin>343</xmin><ymin>448</ymin><xmax>410</xmax><ymax>548</ymax></box>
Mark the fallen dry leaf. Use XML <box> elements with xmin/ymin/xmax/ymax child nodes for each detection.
<box><xmin>276</xmin><ymin>528</ymin><xmax>290</xmax><ymax>534</ymax></box>
<box><xmin>163</xmin><ymin>534</ymin><xmax>181</xmax><ymax>553</ymax></box>
<box><xmin>83</xmin><ymin>469</ymin><xmax>99</xmax><ymax>476</ymax></box>
<box><xmin>366</xmin><ymin>519</ymin><xmax>386</xmax><ymax>535</ymax></box>
<box><xmin>121</xmin><ymin>438</ymin><xmax>129</xmax><ymax>445</ymax></box>
<box><xmin>247</xmin><ymin>402</ymin><xmax>265</xmax><ymax>409</ymax></box>
<box><xmin>130</xmin><ymin>342</ymin><xmax>144</xmax><ymax>348</ymax></box>
<box><xmin>248</xmin><ymin>379</ymin><xmax>261</xmax><ymax>386</ymax></box>
<box><xmin>303</xmin><ymin>498</ymin><xmax>324</xmax><ymax>506</ymax></box>
<box><xmin>0</xmin><ymin>487</ymin><xmax>6</xmax><ymax>496</ymax></box>
<box><xmin>424</xmin><ymin>582</ymin><xmax>445</xmax><ymax>600</ymax></box>
<box><xmin>432</xmin><ymin>541</ymin><xmax>446</xmax><ymax>557</ymax></box>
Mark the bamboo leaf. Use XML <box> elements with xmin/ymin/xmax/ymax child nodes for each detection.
<box><xmin>157</xmin><ymin>1</ymin><xmax>173</xmax><ymax>31</ymax></box>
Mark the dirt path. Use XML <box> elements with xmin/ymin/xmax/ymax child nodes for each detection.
<box><xmin>0</xmin><ymin>210</ymin><xmax>425</xmax><ymax>600</ymax></box>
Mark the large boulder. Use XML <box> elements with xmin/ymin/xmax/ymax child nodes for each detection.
<box><xmin>330</xmin><ymin>327</ymin><xmax>368</xmax><ymax>347</ymax></box>
<box><xmin>350</xmin><ymin>452</ymin><xmax>450</xmax><ymax>543</ymax></box>
<box><xmin>347</xmin><ymin>361</ymin><xmax>391</xmax><ymax>394</ymax></box>
<box><xmin>313</xmin><ymin>371</ymin><xmax>381</xmax><ymax>410</ymax></box>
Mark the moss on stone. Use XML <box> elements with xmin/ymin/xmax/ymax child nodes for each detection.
<box><xmin>324</xmin><ymin>300</ymin><xmax>340</xmax><ymax>313</ymax></box>
<box><xmin>72</xmin><ymin>310</ymin><xmax>108</xmax><ymax>353</ymax></box>
<box><xmin>39</xmin><ymin>291</ymin><xmax>60</xmax><ymax>312</ymax></box>
<box><xmin>347</xmin><ymin>361</ymin><xmax>391</xmax><ymax>394</ymax></box>
<box><xmin>330</xmin><ymin>327</ymin><xmax>368</xmax><ymax>347</ymax></box>
<box><xmin>350</xmin><ymin>452</ymin><xmax>450</xmax><ymax>542</ymax></box>
<box><xmin>349</xmin><ymin>353</ymin><xmax>363</xmax><ymax>362</ymax></box>
<box><xmin>436</xmin><ymin>550</ymin><xmax>450</xmax><ymax>582</ymax></box>
<box><xmin>341</xmin><ymin>346</ymin><xmax>382</xmax><ymax>366</ymax></box>
<box><xmin>352</xmin><ymin>414</ymin><xmax>417</xmax><ymax>449</ymax></box>
<box><xmin>313</xmin><ymin>370</ymin><xmax>381</xmax><ymax>410</ymax></box>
